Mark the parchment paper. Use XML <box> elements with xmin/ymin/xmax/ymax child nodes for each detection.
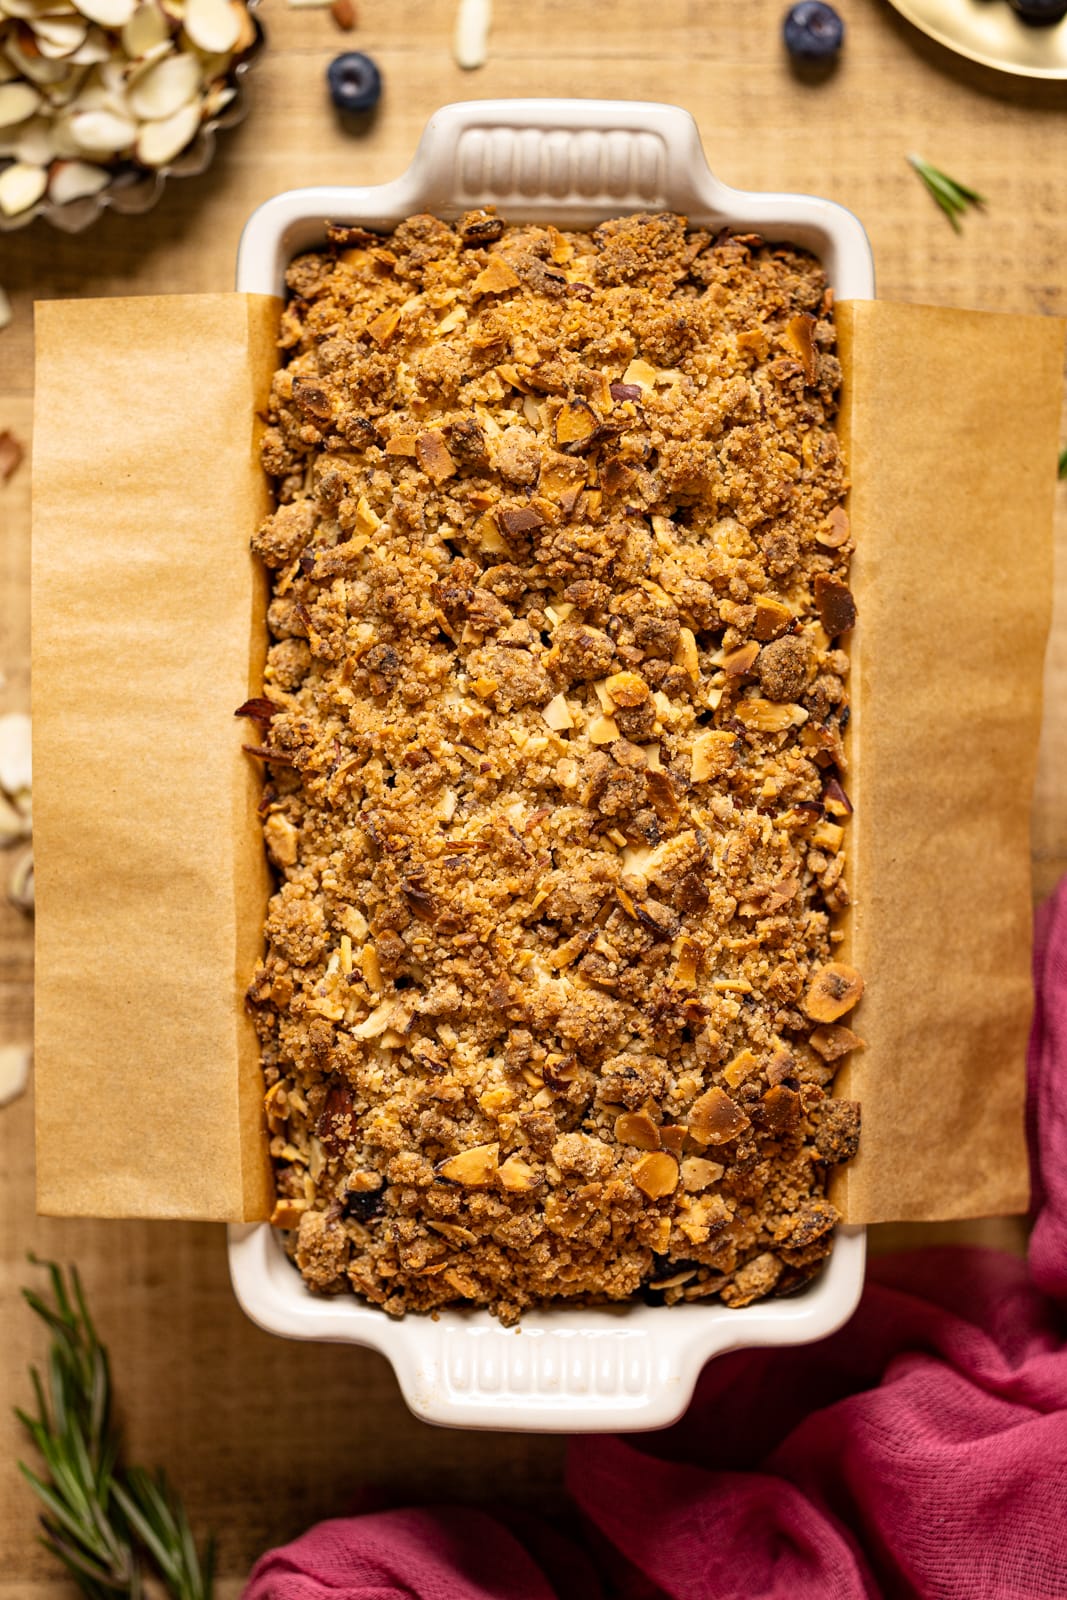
<box><xmin>832</xmin><ymin>300</ymin><xmax>1063</xmax><ymax>1222</ymax></box>
<box><xmin>30</xmin><ymin>293</ymin><xmax>1064</xmax><ymax>1224</ymax></box>
<box><xmin>33</xmin><ymin>294</ymin><xmax>278</xmax><ymax>1220</ymax></box>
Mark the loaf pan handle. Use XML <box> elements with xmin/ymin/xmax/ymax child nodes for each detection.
<box><xmin>409</xmin><ymin>98</ymin><xmax>727</xmax><ymax>222</ymax></box>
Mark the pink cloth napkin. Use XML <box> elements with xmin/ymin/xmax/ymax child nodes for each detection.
<box><xmin>244</xmin><ymin>878</ymin><xmax>1067</xmax><ymax>1600</ymax></box>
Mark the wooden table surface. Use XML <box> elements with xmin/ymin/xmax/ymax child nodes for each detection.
<box><xmin>1</xmin><ymin>1</ymin><xmax>1064</xmax><ymax>1592</ymax></box>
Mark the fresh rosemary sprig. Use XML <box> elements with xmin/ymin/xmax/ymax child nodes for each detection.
<box><xmin>908</xmin><ymin>153</ymin><xmax>985</xmax><ymax>232</ymax></box>
<box><xmin>16</xmin><ymin>1257</ymin><xmax>214</xmax><ymax>1600</ymax></box>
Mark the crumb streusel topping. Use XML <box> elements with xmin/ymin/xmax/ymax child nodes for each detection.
<box><xmin>245</xmin><ymin>211</ymin><xmax>863</xmax><ymax>1323</ymax></box>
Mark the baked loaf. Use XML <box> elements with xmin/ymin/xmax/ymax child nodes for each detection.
<box><xmin>246</xmin><ymin>211</ymin><xmax>862</xmax><ymax>1323</ymax></box>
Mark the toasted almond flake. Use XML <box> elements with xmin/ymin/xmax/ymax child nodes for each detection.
<box><xmin>69</xmin><ymin>106</ymin><xmax>137</xmax><ymax>153</ymax></box>
<box><xmin>541</xmin><ymin>691</ymin><xmax>573</xmax><ymax>732</ymax></box>
<box><xmin>453</xmin><ymin>0</ymin><xmax>490</xmax><ymax>69</ymax></box>
<box><xmin>690</xmin><ymin>729</ymin><xmax>735</xmax><ymax>783</ymax></box>
<box><xmin>73</xmin><ymin>0</ymin><xmax>137</xmax><ymax>22</ymax></box>
<box><xmin>134</xmin><ymin>96</ymin><xmax>198</xmax><ymax>163</ymax></box>
<box><xmin>632</xmin><ymin>1150</ymin><xmax>679</xmax><ymax>1199</ymax></box>
<box><xmin>438</xmin><ymin>1141</ymin><xmax>499</xmax><ymax>1186</ymax></box>
<box><xmin>614</xmin><ymin>1110</ymin><xmax>660</xmax><ymax>1151</ymax></box>
<box><xmin>587</xmin><ymin>713</ymin><xmax>619</xmax><ymax>745</ymax></box>
<box><xmin>0</xmin><ymin>1042</ymin><xmax>31</xmax><ymax>1108</ymax></box>
<box><xmin>269</xmin><ymin>1197</ymin><xmax>308</xmax><ymax>1229</ymax></box>
<box><xmin>48</xmin><ymin>156</ymin><xmax>110</xmax><ymax>201</ymax></box>
<box><xmin>127</xmin><ymin>48</ymin><xmax>200</xmax><ymax>118</ymax></box>
<box><xmin>121</xmin><ymin>0</ymin><xmax>169</xmax><ymax>54</ymax></box>
<box><xmin>182</xmin><ymin>0</ymin><xmax>238</xmax><ymax>50</ymax></box>
<box><xmin>498</xmin><ymin>1154</ymin><xmax>537</xmax><ymax>1192</ymax></box>
<box><xmin>623</xmin><ymin>357</ymin><xmax>656</xmax><ymax>389</ymax></box>
<box><xmin>0</xmin><ymin>79</ymin><xmax>41</xmax><ymax>126</ymax></box>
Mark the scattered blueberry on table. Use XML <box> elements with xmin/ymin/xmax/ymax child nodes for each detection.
<box><xmin>1008</xmin><ymin>0</ymin><xmax>1067</xmax><ymax>23</ymax></box>
<box><xmin>783</xmin><ymin>1</ymin><xmax>845</xmax><ymax>59</ymax></box>
<box><xmin>327</xmin><ymin>51</ymin><xmax>382</xmax><ymax>115</ymax></box>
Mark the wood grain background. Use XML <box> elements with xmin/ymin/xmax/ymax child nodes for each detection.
<box><xmin>1</xmin><ymin>1</ymin><xmax>1064</xmax><ymax>1591</ymax></box>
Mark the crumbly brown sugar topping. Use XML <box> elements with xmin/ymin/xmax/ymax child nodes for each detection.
<box><xmin>246</xmin><ymin>210</ymin><xmax>862</xmax><ymax>1323</ymax></box>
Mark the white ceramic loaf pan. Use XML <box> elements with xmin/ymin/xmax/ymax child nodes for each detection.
<box><xmin>230</xmin><ymin>99</ymin><xmax>873</xmax><ymax>1433</ymax></box>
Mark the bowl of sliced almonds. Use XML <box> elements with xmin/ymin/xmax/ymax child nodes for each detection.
<box><xmin>0</xmin><ymin>0</ymin><xmax>262</xmax><ymax>230</ymax></box>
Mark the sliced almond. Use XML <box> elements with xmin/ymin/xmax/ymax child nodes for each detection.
<box><xmin>127</xmin><ymin>48</ymin><xmax>199</xmax><ymax>118</ymax></box>
<box><xmin>70</xmin><ymin>105</ymin><xmax>137</xmax><ymax>152</ymax></box>
<box><xmin>32</xmin><ymin>14</ymin><xmax>89</xmax><ymax>55</ymax></box>
<box><xmin>122</xmin><ymin>0</ymin><xmax>170</xmax><ymax>54</ymax></box>
<box><xmin>680</xmin><ymin>1156</ymin><xmax>724</xmax><ymax>1193</ymax></box>
<box><xmin>4</xmin><ymin>37</ymin><xmax>69</xmax><ymax>83</ymax></box>
<box><xmin>182</xmin><ymin>0</ymin><xmax>238</xmax><ymax>49</ymax></box>
<box><xmin>604</xmin><ymin>670</ymin><xmax>648</xmax><ymax>707</ymax></box>
<box><xmin>437</xmin><ymin>1141</ymin><xmax>499</xmax><ymax>1186</ymax></box>
<box><xmin>453</xmin><ymin>0</ymin><xmax>490</xmax><ymax>70</ymax></box>
<box><xmin>631</xmin><ymin>1150</ymin><xmax>679</xmax><ymax>1199</ymax></box>
<box><xmin>0</xmin><ymin>79</ymin><xmax>41</xmax><ymax>125</ymax></box>
<box><xmin>803</xmin><ymin>963</ymin><xmax>864</xmax><ymax>1024</ymax></box>
<box><xmin>48</xmin><ymin>156</ymin><xmax>110</xmax><ymax>202</ymax></box>
<box><xmin>614</xmin><ymin>1110</ymin><xmax>660</xmax><ymax>1151</ymax></box>
<box><xmin>0</xmin><ymin>159</ymin><xmax>46</xmax><ymax>214</ymax></box>
<box><xmin>230</xmin><ymin>0</ymin><xmax>256</xmax><ymax>50</ymax></box>
<box><xmin>690</xmin><ymin>729</ymin><xmax>735</xmax><ymax>783</ymax></box>
<box><xmin>540</xmin><ymin>691</ymin><xmax>573</xmax><ymax>732</ymax></box>
<box><xmin>8</xmin><ymin>846</ymin><xmax>33</xmax><ymax>913</ymax></box>
<box><xmin>68</xmin><ymin>25</ymin><xmax>111</xmax><ymax>61</ymax></box>
<box><xmin>72</xmin><ymin>0</ymin><xmax>137</xmax><ymax>25</ymax></box>
<box><xmin>0</xmin><ymin>1041</ymin><xmax>31</xmax><ymax>1108</ymax></box>
<box><xmin>687</xmin><ymin>1086</ymin><xmax>750</xmax><ymax>1146</ymax></box>
<box><xmin>13</xmin><ymin>114</ymin><xmax>55</xmax><ymax>163</ymax></box>
<box><xmin>134</xmin><ymin>95</ymin><xmax>197</xmax><ymax>163</ymax></box>
<box><xmin>497</xmin><ymin>1154</ymin><xmax>537</xmax><ymax>1192</ymax></box>
<box><xmin>200</xmin><ymin>78</ymin><xmax>234</xmax><ymax>117</ymax></box>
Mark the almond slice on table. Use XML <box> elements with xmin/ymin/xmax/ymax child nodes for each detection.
<box><xmin>5</xmin><ymin>37</ymin><xmax>70</xmax><ymax>84</ymax></box>
<box><xmin>13</xmin><ymin>114</ymin><xmax>56</xmax><ymax>163</ymax></box>
<box><xmin>49</xmin><ymin>156</ymin><xmax>109</xmax><ymax>201</ymax></box>
<box><xmin>69</xmin><ymin>105</ymin><xmax>137</xmax><ymax>153</ymax></box>
<box><xmin>72</xmin><ymin>0</ymin><xmax>137</xmax><ymax>26</ymax></box>
<box><xmin>126</xmin><ymin>49</ymin><xmax>199</xmax><ymax>118</ymax></box>
<box><xmin>134</xmin><ymin>96</ymin><xmax>197</xmax><ymax>163</ymax></box>
<box><xmin>182</xmin><ymin>0</ymin><xmax>238</xmax><ymax>53</ymax></box>
<box><xmin>0</xmin><ymin>78</ymin><xmax>40</xmax><ymax>125</ymax></box>
<box><xmin>0</xmin><ymin>159</ymin><xmax>47</xmax><ymax>214</ymax></box>
<box><xmin>68</xmin><ymin>26</ymin><xmax>111</xmax><ymax>62</ymax></box>
<box><xmin>121</xmin><ymin>0</ymin><xmax>170</xmax><ymax>55</ymax></box>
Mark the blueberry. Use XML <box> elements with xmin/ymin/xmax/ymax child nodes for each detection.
<box><xmin>327</xmin><ymin>51</ymin><xmax>382</xmax><ymax>115</ymax></box>
<box><xmin>783</xmin><ymin>1</ymin><xmax>845</xmax><ymax>59</ymax></box>
<box><xmin>1008</xmin><ymin>0</ymin><xmax>1067</xmax><ymax>23</ymax></box>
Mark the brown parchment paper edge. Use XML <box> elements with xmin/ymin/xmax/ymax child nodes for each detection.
<box><xmin>830</xmin><ymin>299</ymin><xmax>1063</xmax><ymax>1225</ymax></box>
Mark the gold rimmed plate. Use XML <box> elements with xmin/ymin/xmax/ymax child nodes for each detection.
<box><xmin>888</xmin><ymin>0</ymin><xmax>1067</xmax><ymax>78</ymax></box>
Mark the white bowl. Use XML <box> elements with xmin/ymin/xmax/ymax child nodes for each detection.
<box><xmin>231</xmin><ymin>98</ymin><xmax>873</xmax><ymax>1434</ymax></box>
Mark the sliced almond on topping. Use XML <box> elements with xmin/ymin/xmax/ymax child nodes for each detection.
<box><xmin>722</xmin><ymin>640</ymin><xmax>759</xmax><ymax>677</ymax></box>
<box><xmin>364</xmin><ymin>304</ymin><xmax>399</xmax><ymax>345</ymax></box>
<box><xmin>587</xmin><ymin>714</ymin><xmax>619</xmax><ymax>745</ymax></box>
<box><xmin>415</xmin><ymin>428</ymin><xmax>456</xmax><ymax>483</ymax></box>
<box><xmin>753</xmin><ymin>595</ymin><xmax>794</xmax><ymax>641</ymax></box>
<box><xmin>0</xmin><ymin>79</ymin><xmax>41</xmax><ymax>126</ymax></box>
<box><xmin>230</xmin><ymin>0</ymin><xmax>256</xmax><ymax>51</ymax></box>
<box><xmin>127</xmin><ymin>48</ymin><xmax>199</xmax><ymax>118</ymax></box>
<box><xmin>817</xmin><ymin>504</ymin><xmax>851</xmax><ymax>549</ymax></box>
<box><xmin>680</xmin><ymin>1155</ymin><xmax>724</xmax><ymax>1193</ymax></box>
<box><xmin>723</xmin><ymin>1048</ymin><xmax>759</xmax><ymax>1088</ymax></box>
<box><xmin>554</xmin><ymin>397</ymin><xmax>599</xmax><ymax>449</ymax></box>
<box><xmin>672</xmin><ymin>934</ymin><xmax>701</xmax><ymax>988</ymax></box>
<box><xmin>134</xmin><ymin>96</ymin><xmax>198</xmax><ymax>163</ymax></box>
<box><xmin>631</xmin><ymin>1150</ymin><xmax>679</xmax><ymax>1199</ymax></box>
<box><xmin>783</xmin><ymin>312</ymin><xmax>818</xmax><ymax>383</ymax></box>
<box><xmin>540</xmin><ymin>691</ymin><xmax>573</xmax><ymax>731</ymax></box>
<box><xmin>182</xmin><ymin>0</ymin><xmax>238</xmax><ymax>50</ymax></box>
<box><xmin>0</xmin><ymin>159</ymin><xmax>46</xmax><ymax>214</ymax></box>
<box><xmin>437</xmin><ymin>1141</ymin><xmax>499</xmax><ymax>1186</ymax></box>
<box><xmin>614</xmin><ymin>1110</ymin><xmax>660</xmax><ymax>1150</ymax></box>
<box><xmin>622</xmin><ymin>356</ymin><xmax>656</xmax><ymax>389</ymax></box>
<box><xmin>73</xmin><ymin>0</ymin><xmax>137</xmax><ymax>24</ymax></box>
<box><xmin>122</xmin><ymin>1</ymin><xmax>170</xmax><ymax>55</ymax></box>
<box><xmin>497</xmin><ymin>1154</ymin><xmax>538</xmax><ymax>1192</ymax></box>
<box><xmin>811</xmin><ymin>820</ymin><xmax>844</xmax><ymax>853</ymax></box>
<box><xmin>69</xmin><ymin>106</ymin><xmax>137</xmax><ymax>153</ymax></box>
<box><xmin>674</xmin><ymin>625</ymin><xmax>699</xmax><ymax>681</ymax></box>
<box><xmin>732</xmin><ymin>698</ymin><xmax>808</xmax><ymax>733</ymax></box>
<box><xmin>809</xmin><ymin>1023</ymin><xmax>865</xmax><ymax>1062</ymax></box>
<box><xmin>803</xmin><ymin>962</ymin><xmax>864</xmax><ymax>1023</ymax></box>
<box><xmin>269</xmin><ymin>1197</ymin><xmax>308</xmax><ymax>1229</ymax></box>
<box><xmin>472</xmin><ymin>255</ymin><xmax>520</xmax><ymax>296</ymax></box>
<box><xmin>688</xmin><ymin>1086</ymin><xmax>750</xmax><ymax>1146</ymax></box>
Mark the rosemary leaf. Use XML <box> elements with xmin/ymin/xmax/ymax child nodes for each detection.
<box><xmin>908</xmin><ymin>154</ymin><xmax>985</xmax><ymax>231</ymax></box>
<box><xmin>16</xmin><ymin>1260</ymin><xmax>214</xmax><ymax>1600</ymax></box>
